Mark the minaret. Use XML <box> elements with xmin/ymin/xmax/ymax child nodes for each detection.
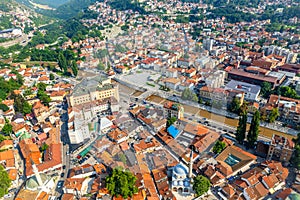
<box><xmin>31</xmin><ymin>159</ymin><xmax>43</xmax><ymax>187</ymax></box>
<box><xmin>189</xmin><ymin>148</ymin><xmax>194</xmax><ymax>179</ymax></box>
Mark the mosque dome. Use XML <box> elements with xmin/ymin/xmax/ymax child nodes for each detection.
<box><xmin>184</xmin><ymin>181</ymin><xmax>190</xmax><ymax>187</ymax></box>
<box><xmin>173</xmin><ymin>181</ymin><xmax>178</xmax><ymax>186</ymax></box>
<box><xmin>286</xmin><ymin>193</ymin><xmax>300</xmax><ymax>200</ymax></box>
<box><xmin>178</xmin><ymin>180</ymin><xmax>183</xmax><ymax>186</ymax></box>
<box><xmin>26</xmin><ymin>173</ymin><xmax>49</xmax><ymax>191</ymax></box>
<box><xmin>173</xmin><ymin>163</ymin><xmax>188</xmax><ymax>176</ymax></box>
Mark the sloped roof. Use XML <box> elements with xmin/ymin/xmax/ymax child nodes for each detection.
<box><xmin>216</xmin><ymin>146</ymin><xmax>256</xmax><ymax>176</ymax></box>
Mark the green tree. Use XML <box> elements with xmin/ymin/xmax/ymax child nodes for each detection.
<box><xmin>268</xmin><ymin>108</ymin><xmax>279</xmax><ymax>123</ymax></box>
<box><xmin>236</xmin><ymin>111</ymin><xmax>247</xmax><ymax>144</ymax></box>
<box><xmin>193</xmin><ymin>175</ymin><xmax>210</xmax><ymax>197</ymax></box>
<box><xmin>0</xmin><ymin>134</ymin><xmax>7</xmax><ymax>142</ymax></box>
<box><xmin>58</xmin><ymin>52</ymin><xmax>67</xmax><ymax>73</ymax></box>
<box><xmin>166</xmin><ymin>116</ymin><xmax>177</xmax><ymax>128</ymax></box>
<box><xmin>292</xmin><ymin>133</ymin><xmax>300</xmax><ymax>169</ymax></box>
<box><xmin>247</xmin><ymin>110</ymin><xmax>260</xmax><ymax>147</ymax></box>
<box><xmin>37</xmin><ymin>82</ymin><xmax>47</xmax><ymax>91</ymax></box>
<box><xmin>97</xmin><ymin>62</ymin><xmax>105</xmax><ymax>70</ymax></box>
<box><xmin>13</xmin><ymin>94</ymin><xmax>24</xmax><ymax>113</ymax></box>
<box><xmin>37</xmin><ymin>90</ymin><xmax>51</xmax><ymax>106</ymax></box>
<box><xmin>22</xmin><ymin>101</ymin><xmax>32</xmax><ymax>114</ymax></box>
<box><xmin>228</xmin><ymin>97</ymin><xmax>241</xmax><ymax>114</ymax></box>
<box><xmin>16</xmin><ymin>74</ymin><xmax>24</xmax><ymax>85</ymax></box>
<box><xmin>49</xmin><ymin>73</ymin><xmax>55</xmax><ymax>80</ymax></box>
<box><xmin>121</xmin><ymin>24</ymin><xmax>129</xmax><ymax>31</ymax></box>
<box><xmin>260</xmin><ymin>82</ymin><xmax>272</xmax><ymax>98</ymax></box>
<box><xmin>277</xmin><ymin>86</ymin><xmax>299</xmax><ymax>99</ymax></box>
<box><xmin>23</xmin><ymin>88</ymin><xmax>33</xmax><ymax>97</ymax></box>
<box><xmin>71</xmin><ymin>60</ymin><xmax>78</xmax><ymax>76</ymax></box>
<box><xmin>293</xmin><ymin>145</ymin><xmax>300</xmax><ymax>170</ymax></box>
<box><xmin>0</xmin><ymin>104</ymin><xmax>9</xmax><ymax>112</ymax></box>
<box><xmin>106</xmin><ymin>167</ymin><xmax>138</xmax><ymax>198</ymax></box>
<box><xmin>118</xmin><ymin>153</ymin><xmax>127</xmax><ymax>164</ymax></box>
<box><xmin>1</xmin><ymin>119</ymin><xmax>12</xmax><ymax>136</ymax></box>
<box><xmin>40</xmin><ymin>143</ymin><xmax>49</xmax><ymax>152</ymax></box>
<box><xmin>212</xmin><ymin>140</ymin><xmax>226</xmax><ymax>154</ymax></box>
<box><xmin>0</xmin><ymin>165</ymin><xmax>11</xmax><ymax>198</ymax></box>
<box><xmin>37</xmin><ymin>83</ymin><xmax>51</xmax><ymax>106</ymax></box>
<box><xmin>181</xmin><ymin>88</ymin><xmax>198</xmax><ymax>102</ymax></box>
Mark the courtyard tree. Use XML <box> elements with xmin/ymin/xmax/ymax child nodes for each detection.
<box><xmin>236</xmin><ymin>111</ymin><xmax>247</xmax><ymax>144</ymax></box>
<box><xmin>268</xmin><ymin>108</ymin><xmax>279</xmax><ymax>123</ymax></box>
<box><xmin>247</xmin><ymin>110</ymin><xmax>260</xmax><ymax>147</ymax></box>
<box><xmin>193</xmin><ymin>175</ymin><xmax>210</xmax><ymax>197</ymax></box>
<box><xmin>212</xmin><ymin>140</ymin><xmax>226</xmax><ymax>154</ymax></box>
<box><xmin>260</xmin><ymin>82</ymin><xmax>272</xmax><ymax>98</ymax></box>
<box><xmin>106</xmin><ymin>167</ymin><xmax>138</xmax><ymax>198</ymax></box>
<box><xmin>228</xmin><ymin>97</ymin><xmax>240</xmax><ymax>114</ymax></box>
<box><xmin>166</xmin><ymin>116</ymin><xmax>177</xmax><ymax>128</ymax></box>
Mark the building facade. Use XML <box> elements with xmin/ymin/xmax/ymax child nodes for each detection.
<box><xmin>67</xmin><ymin>76</ymin><xmax>119</xmax><ymax>107</ymax></box>
<box><xmin>266</xmin><ymin>134</ymin><xmax>294</xmax><ymax>163</ymax></box>
<box><xmin>163</xmin><ymin>102</ymin><xmax>184</xmax><ymax>119</ymax></box>
<box><xmin>225</xmin><ymin>80</ymin><xmax>261</xmax><ymax>102</ymax></box>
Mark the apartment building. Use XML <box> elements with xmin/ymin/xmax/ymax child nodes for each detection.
<box><xmin>266</xmin><ymin>134</ymin><xmax>295</xmax><ymax>163</ymax></box>
<box><xmin>163</xmin><ymin>101</ymin><xmax>184</xmax><ymax>119</ymax></box>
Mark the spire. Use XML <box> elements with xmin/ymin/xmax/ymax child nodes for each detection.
<box><xmin>31</xmin><ymin>158</ymin><xmax>43</xmax><ymax>187</ymax></box>
<box><xmin>189</xmin><ymin>148</ymin><xmax>194</xmax><ymax>179</ymax></box>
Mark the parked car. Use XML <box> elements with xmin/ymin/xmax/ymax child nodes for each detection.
<box><xmin>57</xmin><ymin>181</ymin><xmax>64</xmax><ymax>189</ymax></box>
<box><xmin>4</xmin><ymin>194</ymin><xmax>12</xmax><ymax>198</ymax></box>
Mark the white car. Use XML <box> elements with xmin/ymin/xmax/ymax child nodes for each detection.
<box><xmin>4</xmin><ymin>194</ymin><xmax>12</xmax><ymax>198</ymax></box>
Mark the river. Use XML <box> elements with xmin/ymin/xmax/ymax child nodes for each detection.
<box><xmin>146</xmin><ymin>95</ymin><xmax>296</xmax><ymax>140</ymax></box>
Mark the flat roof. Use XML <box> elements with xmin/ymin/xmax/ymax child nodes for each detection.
<box><xmin>167</xmin><ymin>125</ymin><xmax>180</xmax><ymax>138</ymax></box>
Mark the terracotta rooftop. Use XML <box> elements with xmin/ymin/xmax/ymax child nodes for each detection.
<box><xmin>184</xmin><ymin>123</ymin><xmax>209</xmax><ymax>136</ymax></box>
<box><xmin>26</xmin><ymin>143</ymin><xmax>62</xmax><ymax>176</ymax></box>
<box><xmin>216</xmin><ymin>145</ymin><xmax>256</xmax><ymax>177</ymax></box>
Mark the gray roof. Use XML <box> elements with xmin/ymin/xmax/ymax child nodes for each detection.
<box><xmin>72</xmin><ymin>75</ymin><xmax>110</xmax><ymax>97</ymax></box>
<box><xmin>225</xmin><ymin>80</ymin><xmax>261</xmax><ymax>94</ymax></box>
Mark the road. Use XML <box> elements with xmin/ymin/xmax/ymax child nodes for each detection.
<box><xmin>52</xmin><ymin>102</ymin><xmax>70</xmax><ymax>197</ymax></box>
<box><xmin>0</xmin><ymin>21</ymin><xmax>55</xmax><ymax>48</ymax></box>
<box><xmin>0</xmin><ymin>34</ymin><xmax>30</xmax><ymax>48</ymax></box>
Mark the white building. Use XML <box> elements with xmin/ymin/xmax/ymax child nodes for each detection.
<box><xmin>170</xmin><ymin>163</ymin><xmax>192</xmax><ymax>194</ymax></box>
<box><xmin>99</xmin><ymin>117</ymin><xmax>113</xmax><ymax>134</ymax></box>
<box><xmin>225</xmin><ymin>80</ymin><xmax>261</xmax><ymax>102</ymax></box>
<box><xmin>203</xmin><ymin>38</ymin><xmax>214</xmax><ymax>51</ymax></box>
<box><xmin>68</xmin><ymin>108</ymin><xmax>90</xmax><ymax>144</ymax></box>
<box><xmin>205</xmin><ymin>70</ymin><xmax>226</xmax><ymax>88</ymax></box>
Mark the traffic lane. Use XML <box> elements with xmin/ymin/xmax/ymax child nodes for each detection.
<box><xmin>184</xmin><ymin>113</ymin><xmax>236</xmax><ymax>134</ymax></box>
